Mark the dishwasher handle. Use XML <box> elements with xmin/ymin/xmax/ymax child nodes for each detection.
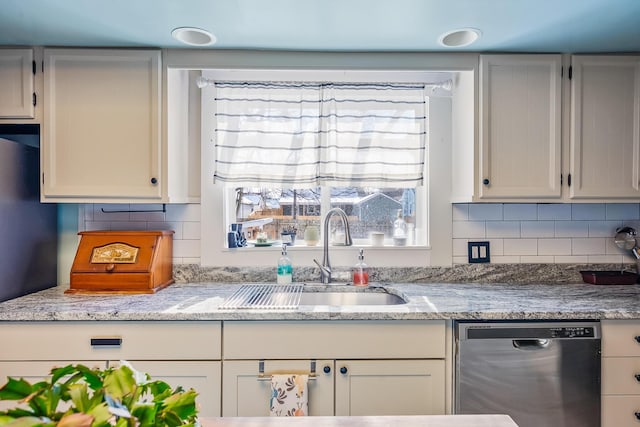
<box><xmin>512</xmin><ymin>339</ymin><xmax>550</xmax><ymax>350</ymax></box>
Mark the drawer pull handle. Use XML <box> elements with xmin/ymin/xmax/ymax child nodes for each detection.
<box><xmin>91</xmin><ymin>337</ymin><xmax>122</xmax><ymax>347</ymax></box>
<box><xmin>635</xmin><ymin>336</ymin><xmax>640</xmax><ymax>344</ymax></box>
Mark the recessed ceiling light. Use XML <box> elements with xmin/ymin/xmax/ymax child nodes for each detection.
<box><xmin>171</xmin><ymin>27</ymin><xmax>216</xmax><ymax>46</ymax></box>
<box><xmin>438</xmin><ymin>28</ymin><xmax>481</xmax><ymax>48</ymax></box>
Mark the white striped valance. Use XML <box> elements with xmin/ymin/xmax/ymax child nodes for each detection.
<box><xmin>213</xmin><ymin>81</ymin><xmax>427</xmax><ymax>188</ymax></box>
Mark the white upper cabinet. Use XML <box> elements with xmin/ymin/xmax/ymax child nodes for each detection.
<box><xmin>42</xmin><ymin>49</ymin><xmax>162</xmax><ymax>202</ymax></box>
<box><xmin>569</xmin><ymin>55</ymin><xmax>640</xmax><ymax>199</ymax></box>
<box><xmin>478</xmin><ymin>54</ymin><xmax>563</xmax><ymax>200</ymax></box>
<box><xmin>0</xmin><ymin>49</ymin><xmax>35</xmax><ymax>119</ymax></box>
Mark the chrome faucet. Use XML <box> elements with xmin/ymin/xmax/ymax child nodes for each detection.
<box><xmin>313</xmin><ymin>207</ymin><xmax>352</xmax><ymax>284</ymax></box>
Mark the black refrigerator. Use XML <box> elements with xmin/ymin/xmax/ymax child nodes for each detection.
<box><xmin>0</xmin><ymin>132</ymin><xmax>57</xmax><ymax>302</ymax></box>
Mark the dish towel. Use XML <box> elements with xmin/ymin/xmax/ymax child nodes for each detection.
<box><xmin>269</xmin><ymin>374</ymin><xmax>308</xmax><ymax>417</ymax></box>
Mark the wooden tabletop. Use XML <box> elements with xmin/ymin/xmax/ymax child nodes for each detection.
<box><xmin>199</xmin><ymin>415</ymin><xmax>519</xmax><ymax>427</ymax></box>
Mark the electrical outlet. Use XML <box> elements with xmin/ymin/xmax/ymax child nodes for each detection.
<box><xmin>468</xmin><ymin>241</ymin><xmax>490</xmax><ymax>263</ymax></box>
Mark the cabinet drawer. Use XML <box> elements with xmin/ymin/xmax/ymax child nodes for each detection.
<box><xmin>602</xmin><ymin>320</ymin><xmax>640</xmax><ymax>357</ymax></box>
<box><xmin>224</xmin><ymin>320</ymin><xmax>446</xmax><ymax>359</ymax></box>
<box><xmin>0</xmin><ymin>321</ymin><xmax>221</xmax><ymax>360</ymax></box>
<box><xmin>602</xmin><ymin>357</ymin><xmax>640</xmax><ymax>395</ymax></box>
<box><xmin>602</xmin><ymin>395</ymin><xmax>640</xmax><ymax>427</ymax></box>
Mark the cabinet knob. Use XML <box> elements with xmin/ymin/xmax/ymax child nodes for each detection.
<box><xmin>323</xmin><ymin>366</ymin><xmax>331</xmax><ymax>374</ymax></box>
<box><xmin>483</xmin><ymin>178</ymin><xmax>490</xmax><ymax>186</ymax></box>
<box><xmin>150</xmin><ymin>177</ymin><xmax>158</xmax><ymax>185</ymax></box>
<box><xmin>105</xmin><ymin>263</ymin><xmax>115</xmax><ymax>272</ymax></box>
<box><xmin>635</xmin><ymin>336</ymin><xmax>640</xmax><ymax>344</ymax></box>
<box><xmin>635</xmin><ymin>374</ymin><xmax>640</xmax><ymax>382</ymax></box>
<box><xmin>339</xmin><ymin>366</ymin><xmax>348</xmax><ymax>375</ymax></box>
<box><xmin>635</xmin><ymin>412</ymin><xmax>640</xmax><ymax>421</ymax></box>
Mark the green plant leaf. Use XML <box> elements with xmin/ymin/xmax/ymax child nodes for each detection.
<box><xmin>130</xmin><ymin>404</ymin><xmax>156</xmax><ymax>427</ymax></box>
<box><xmin>86</xmin><ymin>402</ymin><xmax>111</xmax><ymax>427</ymax></box>
<box><xmin>102</xmin><ymin>367</ymin><xmax>135</xmax><ymax>400</ymax></box>
<box><xmin>67</xmin><ymin>384</ymin><xmax>91</xmax><ymax>413</ymax></box>
<box><xmin>50</xmin><ymin>365</ymin><xmax>77</xmax><ymax>385</ymax></box>
<box><xmin>0</xmin><ymin>416</ymin><xmax>51</xmax><ymax>427</ymax></box>
<box><xmin>0</xmin><ymin>379</ymin><xmax>33</xmax><ymax>401</ymax></box>
<box><xmin>161</xmin><ymin>391</ymin><xmax>198</xmax><ymax>420</ymax></box>
<box><xmin>74</xmin><ymin>367</ymin><xmax>103</xmax><ymax>391</ymax></box>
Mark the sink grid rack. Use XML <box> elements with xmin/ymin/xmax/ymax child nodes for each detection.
<box><xmin>219</xmin><ymin>284</ymin><xmax>303</xmax><ymax>310</ymax></box>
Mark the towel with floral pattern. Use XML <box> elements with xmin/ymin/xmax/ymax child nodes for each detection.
<box><xmin>269</xmin><ymin>374</ymin><xmax>308</xmax><ymax>416</ymax></box>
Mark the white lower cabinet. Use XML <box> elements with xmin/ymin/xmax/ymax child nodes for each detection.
<box><xmin>601</xmin><ymin>320</ymin><xmax>640</xmax><ymax>427</ymax></box>
<box><xmin>334</xmin><ymin>359</ymin><xmax>445</xmax><ymax>416</ymax></box>
<box><xmin>222</xmin><ymin>320</ymin><xmax>448</xmax><ymax>417</ymax></box>
<box><xmin>0</xmin><ymin>321</ymin><xmax>222</xmax><ymax>417</ymax></box>
<box><xmin>222</xmin><ymin>359</ymin><xmax>335</xmax><ymax>416</ymax></box>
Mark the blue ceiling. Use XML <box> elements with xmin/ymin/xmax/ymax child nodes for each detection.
<box><xmin>1</xmin><ymin>0</ymin><xmax>639</xmax><ymax>52</ymax></box>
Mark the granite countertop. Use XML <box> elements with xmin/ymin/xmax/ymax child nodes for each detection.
<box><xmin>0</xmin><ymin>281</ymin><xmax>639</xmax><ymax>321</ymax></box>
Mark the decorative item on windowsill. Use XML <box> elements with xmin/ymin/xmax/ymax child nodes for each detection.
<box><xmin>280</xmin><ymin>224</ymin><xmax>298</xmax><ymax>246</ymax></box>
<box><xmin>303</xmin><ymin>225</ymin><xmax>319</xmax><ymax>246</ymax></box>
<box><xmin>0</xmin><ymin>362</ymin><xmax>199</xmax><ymax>427</ymax></box>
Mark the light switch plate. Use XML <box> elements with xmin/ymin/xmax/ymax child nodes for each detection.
<box><xmin>468</xmin><ymin>241</ymin><xmax>490</xmax><ymax>263</ymax></box>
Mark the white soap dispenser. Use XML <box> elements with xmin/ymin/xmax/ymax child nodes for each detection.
<box><xmin>277</xmin><ymin>243</ymin><xmax>293</xmax><ymax>284</ymax></box>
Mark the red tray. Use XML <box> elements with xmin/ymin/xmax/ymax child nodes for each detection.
<box><xmin>580</xmin><ymin>270</ymin><xmax>639</xmax><ymax>285</ymax></box>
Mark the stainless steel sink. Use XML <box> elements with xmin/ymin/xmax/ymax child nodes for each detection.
<box><xmin>298</xmin><ymin>290</ymin><xmax>407</xmax><ymax>306</ymax></box>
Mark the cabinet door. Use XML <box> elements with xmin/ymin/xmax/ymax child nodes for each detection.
<box><xmin>334</xmin><ymin>359</ymin><xmax>445</xmax><ymax>416</ymax></box>
<box><xmin>479</xmin><ymin>55</ymin><xmax>562</xmax><ymax>199</ymax></box>
<box><xmin>0</xmin><ymin>49</ymin><xmax>34</xmax><ymax>118</ymax></box>
<box><xmin>42</xmin><ymin>49</ymin><xmax>162</xmax><ymax>201</ymax></box>
<box><xmin>569</xmin><ymin>55</ymin><xmax>640</xmax><ymax>199</ymax></box>
<box><xmin>0</xmin><ymin>361</ymin><xmax>106</xmax><ymax>411</ymax></box>
<box><xmin>110</xmin><ymin>360</ymin><xmax>221</xmax><ymax>417</ymax></box>
<box><xmin>221</xmin><ymin>360</ymin><xmax>334</xmax><ymax>417</ymax></box>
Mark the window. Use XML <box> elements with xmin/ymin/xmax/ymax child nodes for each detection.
<box><xmin>233</xmin><ymin>186</ymin><xmax>420</xmax><ymax>247</ymax></box>
<box><xmin>198</xmin><ymin>66</ymin><xmax>462</xmax><ymax>268</ymax></box>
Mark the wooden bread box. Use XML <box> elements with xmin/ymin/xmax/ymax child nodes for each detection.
<box><xmin>67</xmin><ymin>230</ymin><xmax>174</xmax><ymax>294</ymax></box>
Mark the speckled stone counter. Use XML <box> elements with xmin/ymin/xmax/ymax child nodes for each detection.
<box><xmin>1</xmin><ymin>281</ymin><xmax>639</xmax><ymax>321</ymax></box>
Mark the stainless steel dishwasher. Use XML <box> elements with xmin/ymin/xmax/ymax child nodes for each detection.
<box><xmin>455</xmin><ymin>321</ymin><xmax>601</xmax><ymax>427</ymax></box>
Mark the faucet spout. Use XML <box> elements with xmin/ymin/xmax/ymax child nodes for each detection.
<box><xmin>313</xmin><ymin>207</ymin><xmax>352</xmax><ymax>284</ymax></box>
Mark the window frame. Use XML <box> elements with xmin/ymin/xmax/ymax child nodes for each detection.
<box><xmin>199</xmin><ymin>68</ymin><xmax>455</xmax><ymax>269</ymax></box>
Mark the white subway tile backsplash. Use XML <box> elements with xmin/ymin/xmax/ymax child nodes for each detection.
<box><xmin>183</xmin><ymin>222</ymin><xmax>201</xmax><ymax>240</ymax></box>
<box><xmin>452</xmin><ymin>239</ymin><xmax>469</xmax><ymax>257</ymax></box>
<box><xmin>572</xmin><ymin>204</ymin><xmax>606</xmax><ymax>220</ymax></box>
<box><xmin>487</xmin><ymin>239</ymin><xmax>504</xmax><ymax>256</ymax></box>
<box><xmin>468</xmin><ymin>204</ymin><xmax>503</xmax><ymax>221</ymax></box>
<box><xmin>166</xmin><ymin>204</ymin><xmax>201</xmax><ymax>222</ymax></box>
<box><xmin>587</xmin><ymin>255</ymin><xmax>625</xmax><ymax>264</ymax></box>
<box><xmin>93</xmin><ymin>204</ymin><xmax>130</xmax><ymax>222</ymax></box>
<box><xmin>538</xmin><ymin>204</ymin><xmax>572</xmax><ymax>220</ymax></box>
<box><xmin>572</xmin><ymin>238</ymin><xmax>606</xmax><ymax>255</ymax></box>
<box><xmin>606</xmin><ymin>203</ymin><xmax>640</xmax><ymax>220</ymax></box>
<box><xmin>182</xmin><ymin>257</ymin><xmax>201</xmax><ymax>265</ymax></box>
<box><xmin>554</xmin><ymin>221</ymin><xmax>589</xmax><ymax>238</ymax></box>
<box><xmin>148</xmin><ymin>221</ymin><xmax>183</xmax><ymax>239</ymax></box>
<box><xmin>503</xmin><ymin>239</ymin><xmax>537</xmax><ymax>256</ymax></box>
<box><xmin>538</xmin><ymin>238</ymin><xmax>572</xmax><ymax>256</ymax></box>
<box><xmin>521</xmin><ymin>221</ymin><xmax>554</xmax><ymax>238</ymax></box>
<box><xmin>491</xmin><ymin>256</ymin><xmax>521</xmax><ymax>264</ymax></box>
<box><xmin>84</xmin><ymin>221</ymin><xmax>112</xmax><ymax>231</ymax></box>
<box><xmin>588</xmin><ymin>220</ymin><xmax>622</xmax><ymax>237</ymax></box>
<box><xmin>452</xmin><ymin>204</ymin><xmax>469</xmax><ymax>221</ymax></box>
<box><xmin>486</xmin><ymin>221</ymin><xmax>520</xmax><ymax>238</ymax></box>
<box><xmin>451</xmin><ymin>203</ymin><xmax>640</xmax><ymax>265</ymax></box>
<box><xmin>130</xmin><ymin>204</ymin><xmax>167</xmax><ymax>222</ymax></box>
<box><xmin>110</xmin><ymin>221</ymin><xmax>148</xmax><ymax>231</ymax></box>
<box><xmin>504</xmin><ymin>204</ymin><xmax>538</xmax><ymax>220</ymax></box>
<box><xmin>520</xmin><ymin>255</ymin><xmax>555</xmax><ymax>263</ymax></box>
<box><xmin>452</xmin><ymin>221</ymin><xmax>486</xmax><ymax>238</ymax></box>
<box><xmin>173</xmin><ymin>239</ymin><xmax>201</xmax><ymax>258</ymax></box>
<box><xmin>554</xmin><ymin>255</ymin><xmax>588</xmax><ymax>264</ymax></box>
